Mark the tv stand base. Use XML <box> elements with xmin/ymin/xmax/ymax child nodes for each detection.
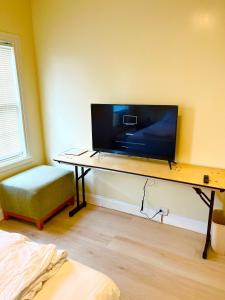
<box><xmin>90</xmin><ymin>151</ymin><xmax>99</xmax><ymax>158</ymax></box>
<box><xmin>168</xmin><ymin>160</ymin><xmax>176</xmax><ymax>170</ymax></box>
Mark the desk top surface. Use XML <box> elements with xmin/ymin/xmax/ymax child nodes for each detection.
<box><xmin>54</xmin><ymin>152</ymin><xmax>225</xmax><ymax>190</ymax></box>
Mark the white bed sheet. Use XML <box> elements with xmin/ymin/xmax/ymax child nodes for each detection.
<box><xmin>33</xmin><ymin>259</ymin><xmax>120</xmax><ymax>300</ymax></box>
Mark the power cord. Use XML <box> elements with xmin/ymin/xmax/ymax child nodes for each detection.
<box><xmin>140</xmin><ymin>209</ymin><xmax>162</xmax><ymax>220</ymax></box>
<box><xmin>140</xmin><ymin>178</ymin><xmax>148</xmax><ymax>211</ymax></box>
<box><xmin>140</xmin><ymin>178</ymin><xmax>163</xmax><ymax>222</ymax></box>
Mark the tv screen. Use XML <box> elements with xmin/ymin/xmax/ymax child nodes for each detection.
<box><xmin>91</xmin><ymin>104</ymin><xmax>178</xmax><ymax>162</ymax></box>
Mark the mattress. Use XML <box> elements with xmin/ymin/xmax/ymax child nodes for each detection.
<box><xmin>33</xmin><ymin>259</ymin><xmax>120</xmax><ymax>300</ymax></box>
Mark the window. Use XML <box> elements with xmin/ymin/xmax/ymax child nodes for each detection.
<box><xmin>0</xmin><ymin>41</ymin><xmax>27</xmax><ymax>166</ymax></box>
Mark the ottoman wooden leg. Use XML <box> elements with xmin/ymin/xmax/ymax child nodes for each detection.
<box><xmin>36</xmin><ymin>220</ymin><xmax>44</xmax><ymax>230</ymax></box>
<box><xmin>67</xmin><ymin>196</ymin><xmax>75</xmax><ymax>206</ymax></box>
<box><xmin>3</xmin><ymin>211</ymin><xmax>10</xmax><ymax>220</ymax></box>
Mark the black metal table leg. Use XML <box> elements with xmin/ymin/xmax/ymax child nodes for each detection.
<box><xmin>81</xmin><ymin>167</ymin><xmax>87</xmax><ymax>207</ymax></box>
<box><xmin>75</xmin><ymin>166</ymin><xmax>79</xmax><ymax>207</ymax></box>
<box><xmin>202</xmin><ymin>191</ymin><xmax>215</xmax><ymax>259</ymax></box>
<box><xmin>69</xmin><ymin>166</ymin><xmax>88</xmax><ymax>217</ymax></box>
<box><xmin>193</xmin><ymin>188</ymin><xmax>216</xmax><ymax>259</ymax></box>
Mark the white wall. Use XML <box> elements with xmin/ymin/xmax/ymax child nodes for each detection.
<box><xmin>32</xmin><ymin>0</ymin><xmax>225</xmax><ymax>221</ymax></box>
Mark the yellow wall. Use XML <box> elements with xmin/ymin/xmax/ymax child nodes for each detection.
<box><xmin>31</xmin><ymin>0</ymin><xmax>225</xmax><ymax>221</ymax></box>
<box><xmin>0</xmin><ymin>0</ymin><xmax>45</xmax><ymax>180</ymax></box>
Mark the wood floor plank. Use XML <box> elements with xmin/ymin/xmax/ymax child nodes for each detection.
<box><xmin>125</xmin><ymin>217</ymin><xmax>205</xmax><ymax>259</ymax></box>
<box><xmin>1</xmin><ymin>204</ymin><xmax>225</xmax><ymax>300</ymax></box>
<box><xmin>53</xmin><ymin>235</ymin><xmax>225</xmax><ymax>300</ymax></box>
<box><xmin>108</xmin><ymin>236</ymin><xmax>225</xmax><ymax>291</ymax></box>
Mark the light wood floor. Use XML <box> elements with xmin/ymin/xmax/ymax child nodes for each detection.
<box><xmin>1</xmin><ymin>204</ymin><xmax>225</xmax><ymax>300</ymax></box>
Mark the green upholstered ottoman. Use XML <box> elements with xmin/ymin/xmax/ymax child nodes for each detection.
<box><xmin>0</xmin><ymin>165</ymin><xmax>75</xmax><ymax>229</ymax></box>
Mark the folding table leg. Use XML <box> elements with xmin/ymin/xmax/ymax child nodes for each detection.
<box><xmin>202</xmin><ymin>191</ymin><xmax>215</xmax><ymax>259</ymax></box>
<box><xmin>69</xmin><ymin>166</ymin><xmax>87</xmax><ymax>217</ymax></box>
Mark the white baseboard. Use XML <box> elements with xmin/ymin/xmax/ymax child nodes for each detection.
<box><xmin>85</xmin><ymin>193</ymin><xmax>207</xmax><ymax>234</ymax></box>
<box><xmin>0</xmin><ymin>208</ymin><xmax>3</xmax><ymax>221</ymax></box>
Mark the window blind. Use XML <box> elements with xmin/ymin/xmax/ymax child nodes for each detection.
<box><xmin>0</xmin><ymin>42</ymin><xmax>27</xmax><ymax>163</ymax></box>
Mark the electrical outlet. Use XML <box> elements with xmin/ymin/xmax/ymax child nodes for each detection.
<box><xmin>159</xmin><ymin>207</ymin><xmax>169</xmax><ymax>216</ymax></box>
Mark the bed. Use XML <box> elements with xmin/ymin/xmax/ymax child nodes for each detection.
<box><xmin>0</xmin><ymin>230</ymin><xmax>120</xmax><ymax>300</ymax></box>
<box><xmin>34</xmin><ymin>259</ymin><xmax>120</xmax><ymax>300</ymax></box>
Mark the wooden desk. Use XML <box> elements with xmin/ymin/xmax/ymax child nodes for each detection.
<box><xmin>54</xmin><ymin>152</ymin><xmax>225</xmax><ymax>259</ymax></box>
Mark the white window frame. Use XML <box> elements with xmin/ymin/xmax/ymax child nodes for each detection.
<box><xmin>0</xmin><ymin>32</ymin><xmax>32</xmax><ymax>172</ymax></box>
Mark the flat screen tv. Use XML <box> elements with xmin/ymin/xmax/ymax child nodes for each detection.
<box><xmin>91</xmin><ymin>104</ymin><xmax>178</xmax><ymax>163</ymax></box>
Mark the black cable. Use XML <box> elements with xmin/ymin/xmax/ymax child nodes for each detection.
<box><xmin>140</xmin><ymin>178</ymin><xmax>162</xmax><ymax>221</ymax></box>
<box><xmin>140</xmin><ymin>178</ymin><xmax>148</xmax><ymax>211</ymax></box>
<box><xmin>140</xmin><ymin>208</ymin><xmax>161</xmax><ymax>220</ymax></box>
<box><xmin>149</xmin><ymin>210</ymin><xmax>161</xmax><ymax>219</ymax></box>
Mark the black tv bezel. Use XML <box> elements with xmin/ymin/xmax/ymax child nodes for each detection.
<box><xmin>91</xmin><ymin>104</ymin><xmax>178</xmax><ymax>162</ymax></box>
